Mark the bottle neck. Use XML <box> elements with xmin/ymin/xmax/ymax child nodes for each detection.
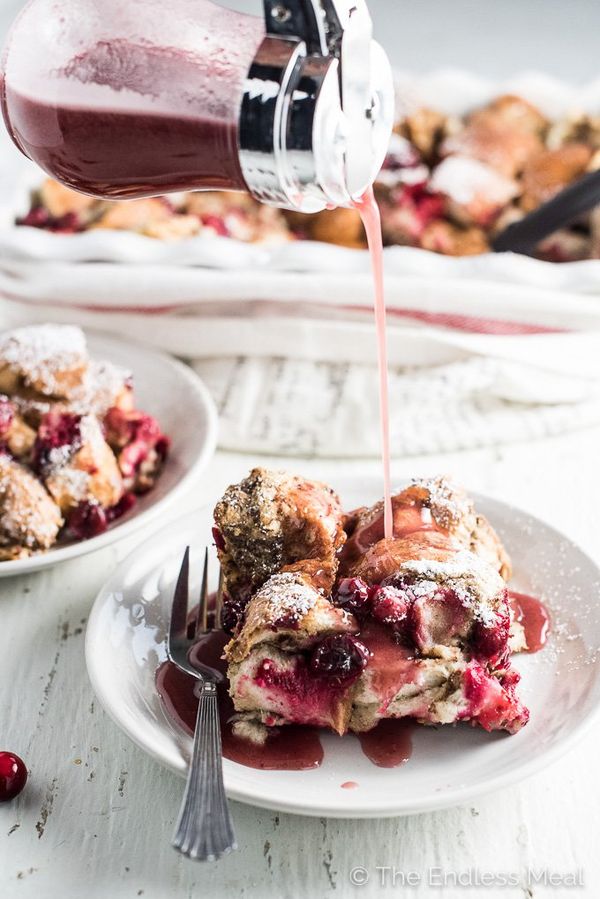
<box><xmin>238</xmin><ymin>34</ymin><xmax>394</xmax><ymax>213</ymax></box>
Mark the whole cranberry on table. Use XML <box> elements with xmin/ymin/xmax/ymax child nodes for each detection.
<box><xmin>0</xmin><ymin>751</ymin><xmax>28</xmax><ymax>802</ymax></box>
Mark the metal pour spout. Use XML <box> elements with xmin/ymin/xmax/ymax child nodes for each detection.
<box><xmin>239</xmin><ymin>0</ymin><xmax>394</xmax><ymax>212</ymax></box>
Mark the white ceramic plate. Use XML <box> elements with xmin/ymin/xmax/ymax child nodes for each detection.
<box><xmin>0</xmin><ymin>332</ymin><xmax>218</xmax><ymax>577</ymax></box>
<box><xmin>86</xmin><ymin>479</ymin><xmax>600</xmax><ymax>818</ymax></box>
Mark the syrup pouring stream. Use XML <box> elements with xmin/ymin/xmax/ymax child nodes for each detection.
<box><xmin>355</xmin><ymin>188</ymin><xmax>394</xmax><ymax>540</ymax></box>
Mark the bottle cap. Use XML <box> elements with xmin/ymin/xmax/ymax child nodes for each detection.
<box><xmin>239</xmin><ymin>0</ymin><xmax>394</xmax><ymax>212</ymax></box>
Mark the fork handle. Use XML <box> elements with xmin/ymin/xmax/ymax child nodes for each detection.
<box><xmin>172</xmin><ymin>681</ymin><xmax>237</xmax><ymax>861</ymax></box>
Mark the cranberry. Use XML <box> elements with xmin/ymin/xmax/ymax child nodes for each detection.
<box><xmin>33</xmin><ymin>411</ymin><xmax>82</xmax><ymax>473</ymax></box>
<box><xmin>104</xmin><ymin>407</ymin><xmax>134</xmax><ymax>445</ymax></box>
<box><xmin>221</xmin><ymin>597</ymin><xmax>248</xmax><ymax>636</ymax></box>
<box><xmin>309</xmin><ymin>635</ymin><xmax>369</xmax><ymax>682</ymax></box>
<box><xmin>462</xmin><ymin>662</ymin><xmax>488</xmax><ymax>708</ymax></box>
<box><xmin>154</xmin><ymin>436</ymin><xmax>170</xmax><ymax>461</ymax></box>
<box><xmin>135</xmin><ymin>414</ymin><xmax>162</xmax><ymax>444</ymax></box>
<box><xmin>105</xmin><ymin>408</ymin><xmax>169</xmax><ymax>479</ymax></box>
<box><xmin>199</xmin><ymin>214</ymin><xmax>230</xmax><ymax>237</ymax></box>
<box><xmin>212</xmin><ymin>526</ymin><xmax>226</xmax><ymax>552</ymax></box>
<box><xmin>471</xmin><ymin>611</ymin><xmax>510</xmax><ymax>662</ymax></box>
<box><xmin>105</xmin><ymin>408</ymin><xmax>160</xmax><ymax>446</ymax></box>
<box><xmin>119</xmin><ymin>440</ymin><xmax>150</xmax><ymax>478</ymax></box>
<box><xmin>499</xmin><ymin>666</ymin><xmax>521</xmax><ymax>690</ymax></box>
<box><xmin>51</xmin><ymin>212</ymin><xmax>81</xmax><ymax>234</ymax></box>
<box><xmin>17</xmin><ymin>207</ymin><xmax>81</xmax><ymax>233</ymax></box>
<box><xmin>394</xmin><ymin>182</ymin><xmax>445</xmax><ymax>233</ymax></box>
<box><xmin>334</xmin><ymin>577</ymin><xmax>371</xmax><ymax>617</ymax></box>
<box><xmin>17</xmin><ymin>206</ymin><xmax>51</xmax><ymax>229</ymax></box>
<box><xmin>67</xmin><ymin>501</ymin><xmax>108</xmax><ymax>540</ymax></box>
<box><xmin>0</xmin><ymin>752</ymin><xmax>27</xmax><ymax>802</ymax></box>
<box><xmin>106</xmin><ymin>492</ymin><xmax>136</xmax><ymax>523</ymax></box>
<box><xmin>0</xmin><ymin>397</ymin><xmax>14</xmax><ymax>437</ymax></box>
<box><xmin>255</xmin><ymin>657</ymin><xmax>296</xmax><ymax>691</ymax></box>
<box><xmin>370</xmin><ymin>584</ymin><xmax>411</xmax><ymax>628</ymax></box>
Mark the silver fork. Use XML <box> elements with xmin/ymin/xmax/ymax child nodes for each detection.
<box><xmin>167</xmin><ymin>546</ymin><xmax>236</xmax><ymax>861</ymax></box>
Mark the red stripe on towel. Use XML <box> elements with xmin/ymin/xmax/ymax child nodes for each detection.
<box><xmin>1</xmin><ymin>290</ymin><xmax>570</xmax><ymax>334</ymax></box>
<box><xmin>344</xmin><ymin>305</ymin><xmax>568</xmax><ymax>335</ymax></box>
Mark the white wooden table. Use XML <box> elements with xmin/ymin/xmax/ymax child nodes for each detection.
<box><xmin>1</xmin><ymin>432</ymin><xmax>599</xmax><ymax>899</ymax></box>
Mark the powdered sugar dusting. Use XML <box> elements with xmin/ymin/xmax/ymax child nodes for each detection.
<box><xmin>401</xmin><ymin>549</ymin><xmax>502</xmax><ymax>625</ymax></box>
<box><xmin>51</xmin><ymin>467</ymin><xmax>91</xmax><ymax>502</ymax></box>
<box><xmin>0</xmin><ymin>457</ymin><xmax>62</xmax><ymax>550</ymax></box>
<box><xmin>429</xmin><ymin>155</ymin><xmax>518</xmax><ymax>206</ymax></box>
<box><xmin>412</xmin><ymin>475</ymin><xmax>466</xmax><ymax>529</ymax></box>
<box><xmin>46</xmin><ymin>444</ymin><xmax>74</xmax><ymax>470</ymax></box>
<box><xmin>0</xmin><ymin>324</ymin><xmax>87</xmax><ymax>395</ymax></box>
<box><xmin>257</xmin><ymin>573</ymin><xmax>318</xmax><ymax>625</ymax></box>
<box><xmin>79</xmin><ymin>413</ymin><xmax>106</xmax><ymax>454</ymax></box>
<box><xmin>71</xmin><ymin>359</ymin><xmax>132</xmax><ymax>416</ymax></box>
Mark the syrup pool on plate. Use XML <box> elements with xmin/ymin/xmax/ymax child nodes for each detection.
<box><xmin>156</xmin><ymin>627</ymin><xmax>417</xmax><ymax>772</ymax></box>
<box><xmin>156</xmin><ymin>585</ymin><xmax>550</xmax><ymax>772</ymax></box>
<box><xmin>509</xmin><ymin>591</ymin><xmax>551</xmax><ymax>653</ymax></box>
<box><xmin>156</xmin><ymin>630</ymin><xmax>324</xmax><ymax>772</ymax></box>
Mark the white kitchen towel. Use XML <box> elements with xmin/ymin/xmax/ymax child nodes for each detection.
<box><xmin>3</xmin><ymin>287</ymin><xmax>600</xmax><ymax>458</ymax></box>
<box><xmin>195</xmin><ymin>354</ymin><xmax>600</xmax><ymax>458</ymax></box>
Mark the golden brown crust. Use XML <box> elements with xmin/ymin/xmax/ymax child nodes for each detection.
<box><xmin>348</xmin><ymin>531</ymin><xmax>458</xmax><ymax>583</ymax></box>
<box><xmin>39</xmin><ymin>179</ymin><xmax>97</xmax><ymax>219</ymax></box>
<box><xmin>5</xmin><ymin>411</ymin><xmax>36</xmax><ymax>460</ymax></box>
<box><xmin>441</xmin><ymin>120</ymin><xmax>543</xmax><ymax>178</ymax></box>
<box><xmin>467</xmin><ymin>94</ymin><xmax>549</xmax><ymax>137</ymax></box>
<box><xmin>343</xmin><ymin>477</ymin><xmax>511</xmax><ymax>581</ymax></box>
<box><xmin>547</xmin><ymin>113</ymin><xmax>600</xmax><ymax>152</ymax></box>
<box><xmin>219</xmin><ymin>471</ymin><xmax>525</xmax><ymax>737</ymax></box>
<box><xmin>283</xmin><ymin>208</ymin><xmax>366</xmax><ymax>248</ymax></box>
<box><xmin>396</xmin><ymin>106</ymin><xmax>449</xmax><ymax>162</ymax></box>
<box><xmin>0</xmin><ymin>325</ymin><xmax>88</xmax><ymax>401</ymax></box>
<box><xmin>225</xmin><ymin>570</ymin><xmax>357</xmax><ymax>664</ymax></box>
<box><xmin>0</xmin><ymin>455</ymin><xmax>62</xmax><ymax>551</ymax></box>
<box><xmin>214</xmin><ymin>468</ymin><xmax>346</xmax><ymax>598</ymax></box>
<box><xmin>420</xmin><ymin>220</ymin><xmax>490</xmax><ymax>256</ymax></box>
<box><xmin>44</xmin><ymin>416</ymin><xmax>123</xmax><ymax>514</ymax></box>
<box><xmin>520</xmin><ymin>144</ymin><xmax>593</xmax><ymax>212</ymax></box>
<box><xmin>92</xmin><ymin>199</ymin><xmax>173</xmax><ymax>232</ymax></box>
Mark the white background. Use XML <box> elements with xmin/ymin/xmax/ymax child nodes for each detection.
<box><xmin>4</xmin><ymin>0</ymin><xmax>600</xmax><ymax>79</ymax></box>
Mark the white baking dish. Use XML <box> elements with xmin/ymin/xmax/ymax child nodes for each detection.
<box><xmin>3</xmin><ymin>71</ymin><xmax>600</xmax><ymax>296</ymax></box>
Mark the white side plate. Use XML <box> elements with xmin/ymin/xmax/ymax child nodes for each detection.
<box><xmin>0</xmin><ymin>332</ymin><xmax>218</xmax><ymax>577</ymax></box>
<box><xmin>86</xmin><ymin>479</ymin><xmax>600</xmax><ymax>818</ymax></box>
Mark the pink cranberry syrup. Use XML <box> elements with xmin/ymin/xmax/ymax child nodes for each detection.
<box><xmin>339</xmin><ymin>497</ymin><xmax>444</xmax><ymax>571</ymax></box>
<box><xmin>0</xmin><ymin>751</ymin><xmax>27</xmax><ymax>802</ymax></box>
<box><xmin>157</xmin><ymin>615</ymin><xmax>416</xmax><ymax>771</ymax></box>
<box><xmin>157</xmin><ymin>629</ymin><xmax>324</xmax><ymax>771</ymax></box>
<box><xmin>357</xmin><ymin>719</ymin><xmax>414</xmax><ymax>768</ymax></box>
<box><xmin>2</xmin><ymin>83</ymin><xmax>245</xmax><ymax>199</ymax></box>
<box><xmin>355</xmin><ymin>189</ymin><xmax>394</xmax><ymax>540</ymax></box>
<box><xmin>509</xmin><ymin>591</ymin><xmax>551</xmax><ymax>654</ymax></box>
